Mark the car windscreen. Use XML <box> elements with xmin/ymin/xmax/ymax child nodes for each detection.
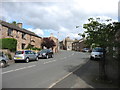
<box><xmin>15</xmin><ymin>51</ymin><xmax>24</xmax><ymax>54</ymax></box>
<box><xmin>93</xmin><ymin>48</ymin><xmax>103</xmax><ymax>52</ymax></box>
<box><xmin>40</xmin><ymin>50</ymin><xmax>48</xmax><ymax>53</ymax></box>
<box><xmin>0</xmin><ymin>52</ymin><xmax>3</xmax><ymax>57</ymax></box>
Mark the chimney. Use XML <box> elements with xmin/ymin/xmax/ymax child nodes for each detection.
<box><xmin>17</xmin><ymin>23</ymin><xmax>22</xmax><ymax>28</ymax></box>
<box><xmin>50</xmin><ymin>33</ymin><xmax>54</xmax><ymax>37</ymax></box>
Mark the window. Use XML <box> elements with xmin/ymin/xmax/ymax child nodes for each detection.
<box><xmin>22</xmin><ymin>43</ymin><xmax>26</xmax><ymax>49</ymax></box>
<box><xmin>8</xmin><ymin>28</ymin><xmax>13</xmax><ymax>36</ymax></box>
<box><xmin>16</xmin><ymin>31</ymin><xmax>19</xmax><ymax>38</ymax></box>
<box><xmin>22</xmin><ymin>33</ymin><xmax>26</xmax><ymax>39</ymax></box>
<box><xmin>25</xmin><ymin>51</ymin><xmax>30</xmax><ymax>54</ymax></box>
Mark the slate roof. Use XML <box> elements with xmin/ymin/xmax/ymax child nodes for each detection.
<box><xmin>0</xmin><ymin>20</ymin><xmax>42</xmax><ymax>38</ymax></box>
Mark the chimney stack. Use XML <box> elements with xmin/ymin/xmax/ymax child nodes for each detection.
<box><xmin>50</xmin><ymin>33</ymin><xmax>54</xmax><ymax>37</ymax></box>
<box><xmin>17</xmin><ymin>23</ymin><xmax>22</xmax><ymax>28</ymax></box>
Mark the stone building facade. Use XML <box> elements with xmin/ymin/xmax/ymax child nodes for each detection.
<box><xmin>63</xmin><ymin>37</ymin><xmax>73</xmax><ymax>51</ymax></box>
<box><xmin>49</xmin><ymin>34</ymin><xmax>59</xmax><ymax>53</ymax></box>
<box><xmin>0</xmin><ymin>20</ymin><xmax>42</xmax><ymax>51</ymax></box>
<box><xmin>72</xmin><ymin>39</ymin><xmax>85</xmax><ymax>51</ymax></box>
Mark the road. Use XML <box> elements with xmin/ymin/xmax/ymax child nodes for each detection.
<box><xmin>2</xmin><ymin>50</ymin><xmax>90</xmax><ymax>88</ymax></box>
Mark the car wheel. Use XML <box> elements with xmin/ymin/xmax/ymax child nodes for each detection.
<box><xmin>0</xmin><ymin>61</ymin><xmax>6</xmax><ymax>68</ymax></box>
<box><xmin>25</xmin><ymin>58</ymin><xmax>29</xmax><ymax>63</ymax></box>
<box><xmin>51</xmin><ymin>54</ymin><xmax>54</xmax><ymax>58</ymax></box>
<box><xmin>36</xmin><ymin>57</ymin><xmax>39</xmax><ymax>61</ymax></box>
<box><xmin>90</xmin><ymin>56</ymin><xmax>94</xmax><ymax>60</ymax></box>
<box><xmin>46</xmin><ymin>55</ymin><xmax>49</xmax><ymax>59</ymax></box>
<box><xmin>14</xmin><ymin>60</ymin><xmax>18</xmax><ymax>63</ymax></box>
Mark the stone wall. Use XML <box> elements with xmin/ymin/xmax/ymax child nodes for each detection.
<box><xmin>0</xmin><ymin>25</ymin><xmax>42</xmax><ymax>51</ymax></box>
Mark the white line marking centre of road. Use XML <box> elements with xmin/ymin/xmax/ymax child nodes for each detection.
<box><xmin>44</xmin><ymin>60</ymin><xmax>56</xmax><ymax>64</ymax></box>
<box><xmin>2</xmin><ymin>65</ymin><xmax>36</xmax><ymax>74</ymax></box>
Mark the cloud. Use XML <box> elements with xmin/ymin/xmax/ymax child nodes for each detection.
<box><xmin>27</xmin><ymin>28</ymin><xmax>44</xmax><ymax>36</ymax></box>
<box><xmin>1</xmin><ymin>0</ymin><xmax>119</xmax><ymax>40</ymax></box>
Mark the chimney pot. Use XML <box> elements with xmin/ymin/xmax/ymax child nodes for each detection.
<box><xmin>17</xmin><ymin>23</ymin><xmax>22</xmax><ymax>28</ymax></box>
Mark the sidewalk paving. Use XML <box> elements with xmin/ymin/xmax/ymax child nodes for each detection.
<box><xmin>52</xmin><ymin>60</ymin><xmax>118</xmax><ymax>88</ymax></box>
<box><xmin>8</xmin><ymin>60</ymin><xmax>14</xmax><ymax>65</ymax></box>
<box><xmin>71</xmin><ymin>60</ymin><xmax>118</xmax><ymax>88</ymax></box>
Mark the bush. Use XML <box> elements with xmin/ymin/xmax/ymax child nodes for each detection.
<box><xmin>25</xmin><ymin>44</ymin><xmax>41</xmax><ymax>51</ymax></box>
<box><xmin>0</xmin><ymin>38</ymin><xmax>17</xmax><ymax>52</ymax></box>
<box><xmin>31</xmin><ymin>47</ymin><xmax>41</xmax><ymax>51</ymax></box>
<box><xmin>5</xmin><ymin>53</ymin><xmax>12</xmax><ymax>60</ymax></box>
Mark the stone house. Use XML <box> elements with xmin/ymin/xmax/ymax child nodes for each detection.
<box><xmin>49</xmin><ymin>34</ymin><xmax>59</xmax><ymax>53</ymax></box>
<box><xmin>0</xmin><ymin>20</ymin><xmax>42</xmax><ymax>51</ymax></box>
<box><xmin>72</xmin><ymin>39</ymin><xmax>85</xmax><ymax>51</ymax></box>
<box><xmin>63</xmin><ymin>37</ymin><xmax>73</xmax><ymax>51</ymax></box>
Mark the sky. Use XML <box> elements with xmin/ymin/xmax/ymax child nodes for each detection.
<box><xmin>0</xmin><ymin>0</ymin><xmax>119</xmax><ymax>41</ymax></box>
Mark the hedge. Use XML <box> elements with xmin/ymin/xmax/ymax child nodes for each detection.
<box><xmin>0</xmin><ymin>38</ymin><xmax>17</xmax><ymax>52</ymax></box>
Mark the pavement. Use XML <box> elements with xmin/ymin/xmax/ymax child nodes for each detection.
<box><xmin>52</xmin><ymin>59</ymin><xmax>119</xmax><ymax>88</ymax></box>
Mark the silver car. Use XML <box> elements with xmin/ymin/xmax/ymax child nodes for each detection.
<box><xmin>14</xmin><ymin>50</ymin><xmax>39</xmax><ymax>63</ymax></box>
<box><xmin>90</xmin><ymin>47</ymin><xmax>103</xmax><ymax>60</ymax></box>
<box><xmin>0</xmin><ymin>52</ymin><xmax>9</xmax><ymax>68</ymax></box>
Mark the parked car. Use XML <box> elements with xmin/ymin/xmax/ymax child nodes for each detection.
<box><xmin>14</xmin><ymin>50</ymin><xmax>39</xmax><ymax>63</ymax></box>
<box><xmin>82</xmin><ymin>48</ymin><xmax>90</xmax><ymax>52</ymax></box>
<box><xmin>38</xmin><ymin>49</ymin><xmax>53</xmax><ymax>59</ymax></box>
<box><xmin>0</xmin><ymin>52</ymin><xmax>9</xmax><ymax>68</ymax></box>
<box><xmin>90</xmin><ymin>47</ymin><xmax>103</xmax><ymax>60</ymax></box>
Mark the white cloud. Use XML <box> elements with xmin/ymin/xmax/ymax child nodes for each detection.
<box><xmin>1</xmin><ymin>0</ymin><xmax>119</xmax><ymax>40</ymax></box>
<box><xmin>27</xmin><ymin>28</ymin><xmax>44</xmax><ymax>36</ymax></box>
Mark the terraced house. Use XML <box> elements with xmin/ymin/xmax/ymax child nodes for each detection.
<box><xmin>0</xmin><ymin>20</ymin><xmax>42</xmax><ymax>51</ymax></box>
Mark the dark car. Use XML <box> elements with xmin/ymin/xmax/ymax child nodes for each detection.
<box><xmin>0</xmin><ymin>52</ymin><xmax>9</xmax><ymax>68</ymax></box>
<box><xmin>38</xmin><ymin>49</ymin><xmax>54</xmax><ymax>59</ymax></box>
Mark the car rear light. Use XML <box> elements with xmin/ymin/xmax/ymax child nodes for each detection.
<box><xmin>22</xmin><ymin>51</ymin><xmax>24</xmax><ymax>54</ymax></box>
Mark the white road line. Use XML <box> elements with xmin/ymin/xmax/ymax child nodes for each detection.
<box><xmin>72</xmin><ymin>53</ymin><xmax>74</xmax><ymax>55</ymax></box>
<box><xmin>63</xmin><ymin>57</ymin><xmax>67</xmax><ymax>59</ymax></box>
<box><xmin>48</xmin><ymin>72</ymin><xmax>73</xmax><ymax>88</ymax></box>
<box><xmin>48</xmin><ymin>61</ymin><xmax>93</xmax><ymax>88</ymax></box>
<box><xmin>2</xmin><ymin>65</ymin><xmax>36</xmax><ymax>74</ymax></box>
<box><xmin>44</xmin><ymin>60</ymin><xmax>56</xmax><ymax>64</ymax></box>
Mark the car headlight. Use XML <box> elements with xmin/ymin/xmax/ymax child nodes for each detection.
<box><xmin>42</xmin><ymin>53</ymin><xmax>46</xmax><ymax>55</ymax></box>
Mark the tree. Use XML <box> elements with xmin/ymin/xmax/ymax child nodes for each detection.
<box><xmin>41</xmin><ymin>38</ymin><xmax>56</xmax><ymax>49</ymax></box>
<box><xmin>11</xmin><ymin>21</ymin><xmax>17</xmax><ymax>25</ymax></box>
<box><xmin>79</xmin><ymin>18</ymin><xmax>118</xmax><ymax>80</ymax></box>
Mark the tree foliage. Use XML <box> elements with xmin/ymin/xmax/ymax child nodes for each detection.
<box><xmin>81</xmin><ymin>18</ymin><xmax>118</xmax><ymax>48</ymax></box>
<box><xmin>41</xmin><ymin>38</ymin><xmax>56</xmax><ymax>49</ymax></box>
<box><xmin>79</xmin><ymin>17</ymin><xmax>120</xmax><ymax>80</ymax></box>
<box><xmin>11</xmin><ymin>21</ymin><xmax>17</xmax><ymax>25</ymax></box>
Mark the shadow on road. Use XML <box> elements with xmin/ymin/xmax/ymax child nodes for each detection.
<box><xmin>64</xmin><ymin>58</ymin><xmax>118</xmax><ymax>88</ymax></box>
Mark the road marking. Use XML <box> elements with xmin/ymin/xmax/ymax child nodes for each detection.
<box><xmin>2</xmin><ymin>65</ymin><xmax>36</xmax><ymax>74</ymax></box>
<box><xmin>63</xmin><ymin>57</ymin><xmax>67</xmax><ymax>59</ymax></box>
<box><xmin>44</xmin><ymin>60</ymin><xmax>56</xmax><ymax>64</ymax></box>
<box><xmin>72</xmin><ymin>53</ymin><xmax>74</xmax><ymax>55</ymax></box>
<box><xmin>48</xmin><ymin>72</ymin><xmax>73</xmax><ymax>88</ymax></box>
<box><xmin>48</xmin><ymin>60</ymin><xmax>93</xmax><ymax>88</ymax></box>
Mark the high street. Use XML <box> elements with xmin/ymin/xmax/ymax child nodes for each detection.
<box><xmin>2</xmin><ymin>50</ymin><xmax>90</xmax><ymax>88</ymax></box>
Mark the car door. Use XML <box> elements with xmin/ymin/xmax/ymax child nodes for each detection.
<box><xmin>30</xmin><ymin>51</ymin><xmax>36</xmax><ymax>60</ymax></box>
